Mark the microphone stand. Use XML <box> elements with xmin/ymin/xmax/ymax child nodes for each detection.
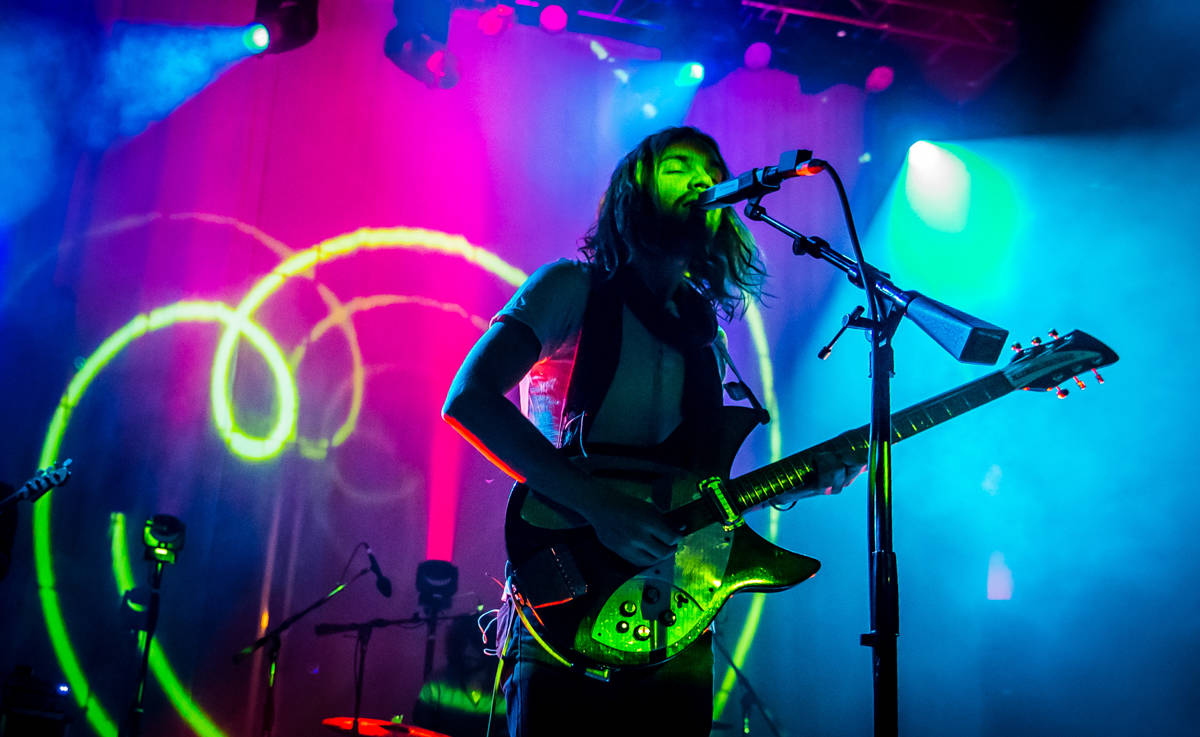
<box><xmin>741</xmin><ymin>169</ymin><xmax>1007</xmax><ymax>737</ymax></box>
<box><xmin>713</xmin><ymin>633</ymin><xmax>785</xmax><ymax>737</ymax></box>
<box><xmin>233</xmin><ymin>567</ymin><xmax>371</xmax><ymax>737</ymax></box>
<box><xmin>314</xmin><ymin>616</ymin><xmax>420</xmax><ymax>736</ymax></box>
<box><xmin>119</xmin><ymin>559</ymin><xmax>165</xmax><ymax>737</ymax></box>
<box><xmin>313</xmin><ymin>611</ymin><xmax>481</xmax><ymax>736</ymax></box>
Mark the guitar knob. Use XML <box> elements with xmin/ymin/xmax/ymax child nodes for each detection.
<box><xmin>1030</xmin><ymin>336</ymin><xmax>1042</xmax><ymax>346</ymax></box>
<box><xmin>633</xmin><ymin>625</ymin><xmax>651</xmax><ymax>641</ymax></box>
<box><xmin>1010</xmin><ymin>342</ymin><xmax>1022</xmax><ymax>353</ymax></box>
<box><xmin>1056</xmin><ymin>386</ymin><xmax>1069</xmax><ymax>399</ymax></box>
<box><xmin>659</xmin><ymin>611</ymin><xmax>677</xmax><ymax>627</ymax></box>
<box><xmin>615</xmin><ymin>621</ymin><xmax>630</xmax><ymax>634</ymax></box>
<box><xmin>643</xmin><ymin>586</ymin><xmax>661</xmax><ymax>605</ymax></box>
<box><xmin>620</xmin><ymin>601</ymin><xmax>637</xmax><ymax>616</ymax></box>
<box><xmin>1048</xmin><ymin>329</ymin><xmax>1060</xmax><ymax>340</ymax></box>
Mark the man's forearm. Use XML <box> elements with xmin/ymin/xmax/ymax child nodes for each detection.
<box><xmin>442</xmin><ymin>386</ymin><xmax>596</xmax><ymax>513</ymax></box>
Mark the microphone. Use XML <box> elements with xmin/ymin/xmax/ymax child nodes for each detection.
<box><xmin>695</xmin><ymin>149</ymin><xmax>824</xmax><ymax>210</ymax></box>
<box><xmin>366</xmin><ymin>546</ymin><xmax>393</xmax><ymax>598</ymax></box>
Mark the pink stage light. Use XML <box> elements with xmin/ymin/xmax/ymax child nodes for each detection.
<box><xmin>540</xmin><ymin>5</ymin><xmax>568</xmax><ymax>33</ymax></box>
<box><xmin>866</xmin><ymin>65</ymin><xmax>895</xmax><ymax>93</ymax></box>
<box><xmin>744</xmin><ymin>41</ymin><xmax>771</xmax><ymax>70</ymax></box>
<box><xmin>478</xmin><ymin>4</ymin><xmax>515</xmax><ymax>36</ymax></box>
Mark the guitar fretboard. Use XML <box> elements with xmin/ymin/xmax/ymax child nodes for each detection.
<box><xmin>727</xmin><ymin>371</ymin><xmax>1015</xmax><ymax>513</ymax></box>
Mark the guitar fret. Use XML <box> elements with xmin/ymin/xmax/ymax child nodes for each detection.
<box><xmin>726</xmin><ymin>371</ymin><xmax>1019</xmax><ymax>514</ymax></box>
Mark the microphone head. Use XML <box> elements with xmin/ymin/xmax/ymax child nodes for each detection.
<box><xmin>695</xmin><ymin>182</ymin><xmax>731</xmax><ymax>210</ymax></box>
<box><xmin>377</xmin><ymin>576</ymin><xmax>393</xmax><ymax>598</ymax></box>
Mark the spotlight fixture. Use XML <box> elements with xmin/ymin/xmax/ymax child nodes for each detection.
<box><xmin>142</xmin><ymin>514</ymin><xmax>186</xmax><ymax>564</ymax></box>
<box><xmin>385</xmin><ymin>0</ymin><xmax>459</xmax><ymax>89</ymax></box>
<box><xmin>477</xmin><ymin>4</ymin><xmax>515</xmax><ymax>36</ymax></box>
<box><xmin>675</xmin><ymin>61</ymin><xmax>705</xmax><ymax>87</ymax></box>
<box><xmin>415</xmin><ymin>559</ymin><xmax>458</xmax><ymax>614</ymax></box>
<box><xmin>539</xmin><ymin>5</ymin><xmax>568</xmax><ymax>34</ymax></box>
<box><xmin>253</xmin><ymin>0</ymin><xmax>319</xmax><ymax>54</ymax></box>
<box><xmin>865</xmin><ymin>65</ymin><xmax>895</xmax><ymax>93</ymax></box>
<box><xmin>744</xmin><ymin>41</ymin><xmax>771</xmax><ymax>70</ymax></box>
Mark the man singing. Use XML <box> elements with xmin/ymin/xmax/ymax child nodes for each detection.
<box><xmin>443</xmin><ymin>126</ymin><xmax>861</xmax><ymax>736</ymax></box>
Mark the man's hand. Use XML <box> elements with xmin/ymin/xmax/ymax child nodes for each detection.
<box><xmin>577</xmin><ymin>481</ymin><xmax>681</xmax><ymax>568</ymax></box>
<box><xmin>812</xmin><ymin>450</ymin><xmax>867</xmax><ymax>495</ymax></box>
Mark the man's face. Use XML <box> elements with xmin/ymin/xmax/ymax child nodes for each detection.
<box><xmin>652</xmin><ymin>141</ymin><xmax>724</xmax><ymax>239</ymax></box>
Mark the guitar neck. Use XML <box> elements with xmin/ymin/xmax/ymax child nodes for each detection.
<box><xmin>726</xmin><ymin>371</ymin><xmax>1016</xmax><ymax>513</ymax></box>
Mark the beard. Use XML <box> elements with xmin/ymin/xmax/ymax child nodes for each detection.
<box><xmin>636</xmin><ymin>201</ymin><xmax>716</xmax><ymax>261</ymax></box>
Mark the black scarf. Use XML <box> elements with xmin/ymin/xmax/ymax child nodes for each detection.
<box><xmin>560</xmin><ymin>266</ymin><xmax>722</xmax><ymax>466</ymax></box>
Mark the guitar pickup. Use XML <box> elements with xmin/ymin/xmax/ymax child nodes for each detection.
<box><xmin>514</xmin><ymin>546</ymin><xmax>588</xmax><ymax>608</ymax></box>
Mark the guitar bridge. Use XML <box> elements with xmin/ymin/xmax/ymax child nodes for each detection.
<box><xmin>699</xmin><ymin>476</ymin><xmax>742</xmax><ymax>530</ymax></box>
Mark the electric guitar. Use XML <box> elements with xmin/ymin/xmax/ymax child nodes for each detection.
<box><xmin>6</xmin><ymin>459</ymin><xmax>73</xmax><ymax>505</ymax></box>
<box><xmin>504</xmin><ymin>330</ymin><xmax>1118</xmax><ymax>672</ymax></box>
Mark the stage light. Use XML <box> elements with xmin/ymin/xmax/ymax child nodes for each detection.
<box><xmin>143</xmin><ymin>514</ymin><xmax>186</xmax><ymax>564</ymax></box>
<box><xmin>416</xmin><ymin>559</ymin><xmax>458</xmax><ymax>614</ymax></box>
<box><xmin>80</xmin><ymin>22</ymin><xmax>281</xmax><ymax>148</ymax></box>
<box><xmin>905</xmin><ymin>141</ymin><xmax>970</xmax><ymax>233</ymax></box>
<box><xmin>744</xmin><ymin>41</ymin><xmax>771</xmax><ymax>70</ymax></box>
<box><xmin>866</xmin><ymin>65</ymin><xmax>895</xmax><ymax>93</ymax></box>
<box><xmin>385</xmin><ymin>29</ymin><xmax>459</xmax><ymax>89</ymax></box>
<box><xmin>987</xmin><ymin>551</ymin><xmax>1013</xmax><ymax>600</ymax></box>
<box><xmin>387</xmin><ymin>0</ymin><xmax>458</xmax><ymax>89</ymax></box>
<box><xmin>243</xmin><ymin>23</ymin><xmax>269</xmax><ymax>53</ymax></box>
<box><xmin>253</xmin><ymin>0</ymin><xmax>318</xmax><ymax>54</ymax></box>
<box><xmin>675</xmin><ymin>62</ymin><xmax>705</xmax><ymax>87</ymax></box>
<box><xmin>478</xmin><ymin>4</ymin><xmax>514</xmax><ymax>36</ymax></box>
<box><xmin>539</xmin><ymin>5</ymin><xmax>568</xmax><ymax>34</ymax></box>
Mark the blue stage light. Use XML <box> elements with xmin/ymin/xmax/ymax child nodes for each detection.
<box><xmin>675</xmin><ymin>62</ymin><xmax>705</xmax><ymax>87</ymax></box>
<box><xmin>244</xmin><ymin>23</ymin><xmax>269</xmax><ymax>54</ymax></box>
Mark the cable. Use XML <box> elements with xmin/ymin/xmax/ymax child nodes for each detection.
<box><xmin>339</xmin><ymin>542</ymin><xmax>367</xmax><ymax>584</ymax></box>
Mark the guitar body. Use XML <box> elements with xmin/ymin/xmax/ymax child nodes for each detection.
<box><xmin>504</xmin><ymin>406</ymin><xmax>820</xmax><ymax>671</ymax></box>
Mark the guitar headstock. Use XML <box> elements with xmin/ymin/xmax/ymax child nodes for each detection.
<box><xmin>20</xmin><ymin>458</ymin><xmax>73</xmax><ymax>503</ymax></box>
<box><xmin>1002</xmin><ymin>330</ymin><xmax>1119</xmax><ymax>397</ymax></box>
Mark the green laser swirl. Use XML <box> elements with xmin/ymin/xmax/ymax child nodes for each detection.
<box><xmin>38</xmin><ymin>221</ymin><xmax>779</xmax><ymax>735</ymax></box>
<box><xmin>291</xmin><ymin>294</ymin><xmax>491</xmax><ymax>461</ymax></box>
<box><xmin>210</xmin><ymin>226</ymin><xmax>526</xmax><ymax>460</ymax></box>
<box><xmin>35</xmin><ymin>301</ymin><xmax>291</xmax><ymax>737</ymax></box>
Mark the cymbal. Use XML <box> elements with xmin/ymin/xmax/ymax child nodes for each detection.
<box><xmin>320</xmin><ymin>717</ymin><xmax>451</xmax><ymax>737</ymax></box>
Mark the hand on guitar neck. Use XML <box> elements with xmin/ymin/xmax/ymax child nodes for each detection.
<box><xmin>807</xmin><ymin>450</ymin><xmax>868</xmax><ymax>499</ymax></box>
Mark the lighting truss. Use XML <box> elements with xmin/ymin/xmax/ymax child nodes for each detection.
<box><xmin>741</xmin><ymin>0</ymin><xmax>1019</xmax><ymax>87</ymax></box>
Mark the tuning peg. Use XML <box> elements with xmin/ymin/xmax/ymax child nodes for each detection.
<box><xmin>1072</xmin><ymin>375</ymin><xmax>1086</xmax><ymax>390</ymax></box>
<box><xmin>1055</xmin><ymin>386</ymin><xmax>1069</xmax><ymax>398</ymax></box>
<box><xmin>1010</xmin><ymin>342</ymin><xmax>1023</xmax><ymax>353</ymax></box>
<box><xmin>1091</xmin><ymin>368</ymin><xmax>1105</xmax><ymax>384</ymax></box>
<box><xmin>1030</xmin><ymin>336</ymin><xmax>1042</xmax><ymax>346</ymax></box>
<box><xmin>1048</xmin><ymin>329</ymin><xmax>1060</xmax><ymax>340</ymax></box>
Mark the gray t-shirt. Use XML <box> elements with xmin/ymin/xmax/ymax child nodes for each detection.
<box><xmin>494</xmin><ymin>259</ymin><xmax>695</xmax><ymax>448</ymax></box>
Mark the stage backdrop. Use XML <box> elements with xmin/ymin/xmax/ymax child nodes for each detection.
<box><xmin>2</xmin><ymin>2</ymin><xmax>1198</xmax><ymax>737</ymax></box>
